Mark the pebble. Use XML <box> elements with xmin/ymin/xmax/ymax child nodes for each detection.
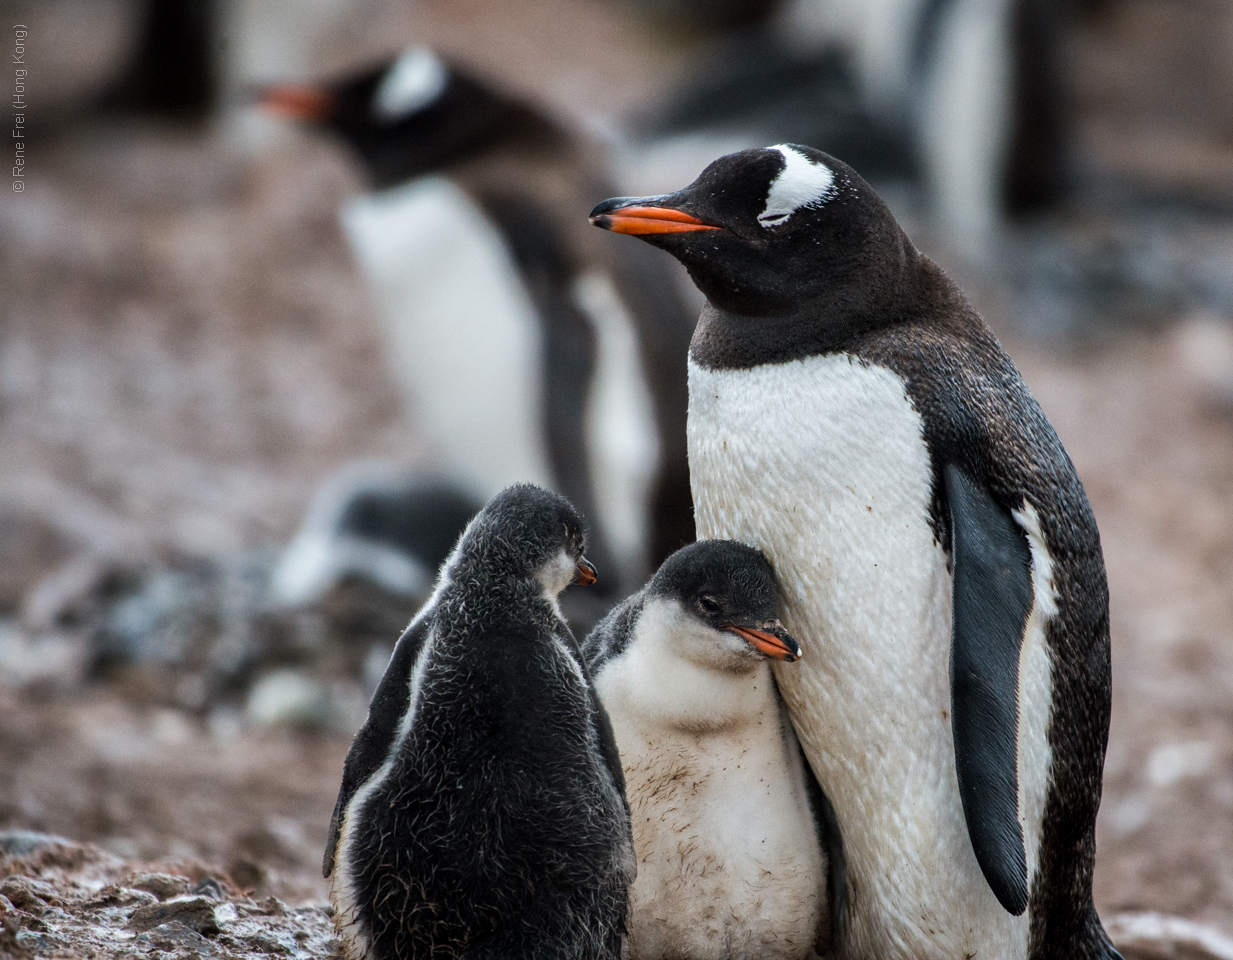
<box><xmin>1172</xmin><ymin>313</ymin><xmax>1233</xmax><ymax>411</ymax></box>
<box><xmin>127</xmin><ymin>896</ymin><xmax>222</xmax><ymax>935</ymax></box>
<box><xmin>0</xmin><ymin>829</ymin><xmax>74</xmax><ymax>857</ymax></box>
<box><xmin>129</xmin><ymin>873</ymin><xmax>192</xmax><ymax>901</ymax></box>
<box><xmin>245</xmin><ymin>669</ymin><xmax>332</xmax><ymax>729</ymax></box>
<box><xmin>1146</xmin><ymin>741</ymin><xmax>1218</xmax><ymax>788</ymax></box>
<box><xmin>1108</xmin><ymin>912</ymin><xmax>1233</xmax><ymax>960</ymax></box>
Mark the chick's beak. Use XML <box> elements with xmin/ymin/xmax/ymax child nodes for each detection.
<box><xmin>589</xmin><ymin>197</ymin><xmax>721</xmax><ymax>236</ymax></box>
<box><xmin>727</xmin><ymin>622</ymin><xmax>802</xmax><ymax>662</ymax></box>
<box><xmin>256</xmin><ymin>84</ymin><xmax>336</xmax><ymax>123</ymax></box>
<box><xmin>575</xmin><ymin>557</ymin><xmax>598</xmax><ymax>586</ymax></box>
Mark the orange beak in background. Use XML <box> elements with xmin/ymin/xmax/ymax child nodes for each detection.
<box><xmin>256</xmin><ymin>84</ymin><xmax>336</xmax><ymax>123</ymax></box>
<box><xmin>575</xmin><ymin>557</ymin><xmax>598</xmax><ymax>586</ymax></box>
<box><xmin>589</xmin><ymin>205</ymin><xmax>721</xmax><ymax>236</ymax></box>
<box><xmin>727</xmin><ymin>625</ymin><xmax>802</xmax><ymax>662</ymax></box>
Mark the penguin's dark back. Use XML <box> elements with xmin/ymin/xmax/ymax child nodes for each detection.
<box><xmin>348</xmin><ymin>578</ymin><xmax>632</xmax><ymax>960</ymax></box>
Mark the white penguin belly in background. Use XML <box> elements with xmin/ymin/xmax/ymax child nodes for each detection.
<box><xmin>341</xmin><ymin>176</ymin><xmax>553</xmax><ymax>499</ymax></box>
<box><xmin>341</xmin><ymin>179</ymin><xmax>661</xmax><ymax>582</ymax></box>
<box><xmin>586</xmin><ymin>541</ymin><xmax>826</xmax><ymax>960</ymax></box>
<box><xmin>688</xmin><ymin>355</ymin><xmax>1037</xmax><ymax>959</ymax></box>
<box><xmin>573</xmin><ymin>270</ymin><xmax>661</xmax><ymax>582</ymax></box>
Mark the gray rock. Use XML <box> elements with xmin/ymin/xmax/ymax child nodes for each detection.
<box><xmin>127</xmin><ymin>895</ymin><xmax>221</xmax><ymax>936</ymax></box>
<box><xmin>192</xmin><ymin>877</ymin><xmax>226</xmax><ymax>901</ymax></box>
<box><xmin>0</xmin><ymin>626</ymin><xmax>86</xmax><ymax>690</ymax></box>
<box><xmin>140</xmin><ymin>918</ymin><xmax>217</xmax><ymax>955</ymax></box>
<box><xmin>999</xmin><ymin>215</ymin><xmax>1233</xmax><ymax>343</ymax></box>
<box><xmin>1108</xmin><ymin>911</ymin><xmax>1233</xmax><ymax>960</ymax></box>
<box><xmin>0</xmin><ymin>875</ymin><xmax>63</xmax><ymax>911</ymax></box>
<box><xmin>14</xmin><ymin>928</ymin><xmax>69</xmax><ymax>953</ymax></box>
<box><xmin>82</xmin><ymin>885</ymin><xmax>158</xmax><ymax>910</ymax></box>
<box><xmin>0</xmin><ymin>829</ymin><xmax>74</xmax><ymax>857</ymax></box>
<box><xmin>128</xmin><ymin>873</ymin><xmax>191</xmax><ymax>901</ymax></box>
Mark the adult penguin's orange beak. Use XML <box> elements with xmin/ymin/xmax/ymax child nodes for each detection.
<box><xmin>589</xmin><ymin>197</ymin><xmax>722</xmax><ymax>236</ymax></box>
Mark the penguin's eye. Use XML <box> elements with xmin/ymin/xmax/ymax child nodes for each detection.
<box><xmin>698</xmin><ymin>594</ymin><xmax>721</xmax><ymax>615</ymax></box>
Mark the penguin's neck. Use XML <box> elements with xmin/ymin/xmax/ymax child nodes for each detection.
<box><xmin>687</xmin><ymin>248</ymin><xmax>953</xmax><ymax>373</ymax></box>
<box><xmin>598</xmin><ymin>598</ymin><xmax>775</xmax><ymax>734</ymax></box>
<box><xmin>689</xmin><ymin>300</ymin><xmax>880</xmax><ymax>372</ymax></box>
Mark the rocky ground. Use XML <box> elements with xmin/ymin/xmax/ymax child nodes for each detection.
<box><xmin>0</xmin><ymin>834</ymin><xmax>339</xmax><ymax>958</ymax></box>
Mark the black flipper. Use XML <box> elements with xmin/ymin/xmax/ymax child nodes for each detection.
<box><xmin>944</xmin><ymin>463</ymin><xmax>1034</xmax><ymax>916</ymax></box>
<box><xmin>323</xmin><ymin>614</ymin><xmax>433</xmax><ymax>878</ymax></box>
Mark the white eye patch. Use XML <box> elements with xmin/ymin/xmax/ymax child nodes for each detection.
<box><xmin>373</xmin><ymin>47</ymin><xmax>448</xmax><ymax>122</ymax></box>
<box><xmin>758</xmin><ymin>144</ymin><xmax>836</xmax><ymax>228</ymax></box>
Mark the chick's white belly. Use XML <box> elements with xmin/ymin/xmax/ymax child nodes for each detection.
<box><xmin>687</xmin><ymin>354</ymin><xmax>1030</xmax><ymax>960</ymax></box>
<box><xmin>615</xmin><ymin>713</ymin><xmax>824</xmax><ymax>960</ymax></box>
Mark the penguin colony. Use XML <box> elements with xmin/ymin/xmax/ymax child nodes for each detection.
<box><xmin>324</xmin><ymin>484</ymin><xmax>634</xmax><ymax>960</ymax></box>
<box><xmin>325</xmin><ymin>143</ymin><xmax>1118</xmax><ymax>960</ymax></box>
<box><xmin>592</xmin><ymin>144</ymin><xmax>1117</xmax><ymax>959</ymax></box>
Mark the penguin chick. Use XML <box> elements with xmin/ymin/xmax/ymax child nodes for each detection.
<box><xmin>325</xmin><ymin>483</ymin><xmax>635</xmax><ymax>960</ymax></box>
<box><xmin>584</xmin><ymin>540</ymin><xmax>835</xmax><ymax>960</ymax></box>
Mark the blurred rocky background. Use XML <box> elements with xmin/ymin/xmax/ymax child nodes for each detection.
<box><xmin>1</xmin><ymin>0</ymin><xmax>1232</xmax><ymax>955</ymax></box>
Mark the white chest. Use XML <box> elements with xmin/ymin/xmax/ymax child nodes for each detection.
<box><xmin>342</xmin><ymin>177</ymin><xmax>552</xmax><ymax>497</ymax></box>
<box><xmin>341</xmin><ymin>180</ymin><xmax>657</xmax><ymax>580</ymax></box>
<box><xmin>595</xmin><ymin>614</ymin><xmax>825</xmax><ymax>960</ymax></box>
<box><xmin>687</xmin><ymin>354</ymin><xmax>1030</xmax><ymax>960</ymax></box>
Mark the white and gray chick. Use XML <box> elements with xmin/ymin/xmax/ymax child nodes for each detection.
<box><xmin>583</xmin><ymin>539</ymin><xmax>843</xmax><ymax>960</ymax></box>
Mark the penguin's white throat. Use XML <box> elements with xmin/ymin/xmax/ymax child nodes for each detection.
<box><xmin>602</xmin><ymin>598</ymin><xmax>773</xmax><ymax>733</ymax></box>
<box><xmin>535</xmin><ymin>547</ymin><xmax>578</xmax><ymax>602</ymax></box>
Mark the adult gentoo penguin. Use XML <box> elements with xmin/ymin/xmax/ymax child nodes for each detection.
<box><xmin>323</xmin><ymin>483</ymin><xmax>635</xmax><ymax>960</ymax></box>
<box><xmin>260</xmin><ymin>48</ymin><xmax>698</xmax><ymax>592</ymax></box>
<box><xmin>584</xmin><ymin>539</ymin><xmax>841</xmax><ymax>960</ymax></box>
<box><xmin>591</xmin><ymin>145</ymin><xmax>1117</xmax><ymax>959</ymax></box>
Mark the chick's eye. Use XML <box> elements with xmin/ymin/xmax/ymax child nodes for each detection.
<box><xmin>698</xmin><ymin>594</ymin><xmax>721</xmax><ymax>615</ymax></box>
